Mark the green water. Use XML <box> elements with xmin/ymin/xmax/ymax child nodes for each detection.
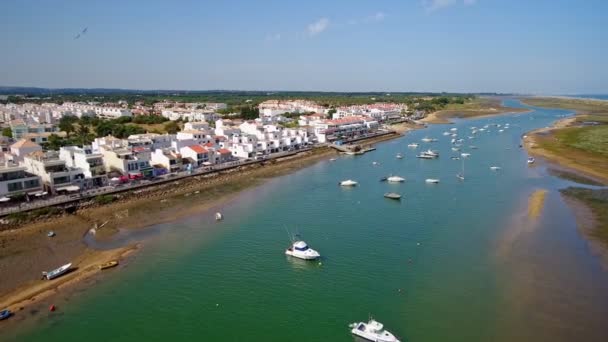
<box><xmin>5</xmin><ymin>100</ymin><xmax>608</xmax><ymax>341</ymax></box>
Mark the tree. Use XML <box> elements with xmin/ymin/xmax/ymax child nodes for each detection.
<box><xmin>47</xmin><ymin>134</ymin><xmax>66</xmax><ymax>150</ymax></box>
<box><xmin>76</xmin><ymin>125</ymin><xmax>92</xmax><ymax>146</ymax></box>
<box><xmin>2</xmin><ymin>127</ymin><xmax>12</xmax><ymax>138</ymax></box>
<box><xmin>164</xmin><ymin>121</ymin><xmax>179</xmax><ymax>134</ymax></box>
<box><xmin>59</xmin><ymin>115</ymin><xmax>78</xmax><ymax>138</ymax></box>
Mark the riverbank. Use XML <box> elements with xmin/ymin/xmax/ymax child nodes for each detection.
<box><xmin>421</xmin><ymin>97</ymin><xmax>530</xmax><ymax>124</ymax></box>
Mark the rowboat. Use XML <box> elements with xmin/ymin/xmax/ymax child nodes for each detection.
<box><xmin>42</xmin><ymin>263</ymin><xmax>72</xmax><ymax>280</ymax></box>
<box><xmin>99</xmin><ymin>260</ymin><xmax>119</xmax><ymax>270</ymax></box>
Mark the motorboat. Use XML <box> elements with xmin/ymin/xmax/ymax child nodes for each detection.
<box><xmin>490</xmin><ymin>166</ymin><xmax>501</xmax><ymax>171</ymax></box>
<box><xmin>395</xmin><ymin>153</ymin><xmax>403</xmax><ymax>159</ymax></box>
<box><xmin>372</xmin><ymin>161</ymin><xmax>380</xmax><ymax>166</ymax></box>
<box><xmin>460</xmin><ymin>153</ymin><xmax>471</xmax><ymax>158</ymax></box>
<box><xmin>329</xmin><ymin>158</ymin><xmax>337</xmax><ymax>162</ymax></box>
<box><xmin>349</xmin><ymin>319</ymin><xmax>400</xmax><ymax>342</ymax></box>
<box><xmin>387</xmin><ymin>176</ymin><xmax>405</xmax><ymax>183</ymax></box>
<box><xmin>285</xmin><ymin>240</ymin><xmax>320</xmax><ymax>260</ymax></box>
<box><xmin>451</xmin><ymin>147</ymin><xmax>460</xmax><ymax>152</ymax></box>
<box><xmin>451</xmin><ymin>138</ymin><xmax>456</xmax><ymax>144</ymax></box>
<box><xmin>527</xmin><ymin>157</ymin><xmax>535</xmax><ymax>164</ymax></box>
<box><xmin>425</xmin><ymin>178</ymin><xmax>440</xmax><ymax>184</ymax></box>
<box><xmin>416</xmin><ymin>154</ymin><xmax>435</xmax><ymax>159</ymax></box>
<box><xmin>384</xmin><ymin>192</ymin><xmax>401</xmax><ymax>200</ymax></box>
<box><xmin>450</xmin><ymin>128</ymin><xmax>458</xmax><ymax>131</ymax></box>
<box><xmin>422</xmin><ymin>149</ymin><xmax>439</xmax><ymax>157</ymax></box>
<box><xmin>498</xmin><ymin>129</ymin><xmax>504</xmax><ymax>132</ymax></box>
<box><xmin>340</xmin><ymin>180</ymin><xmax>358</xmax><ymax>187</ymax></box>
<box><xmin>215</xmin><ymin>212</ymin><xmax>223</xmax><ymax>221</ymax></box>
<box><xmin>99</xmin><ymin>260</ymin><xmax>119</xmax><ymax>270</ymax></box>
<box><xmin>442</xmin><ymin>132</ymin><xmax>451</xmax><ymax>136</ymax></box>
<box><xmin>0</xmin><ymin>309</ymin><xmax>10</xmax><ymax>320</ymax></box>
<box><xmin>451</xmin><ymin>156</ymin><xmax>460</xmax><ymax>160</ymax></box>
<box><xmin>42</xmin><ymin>263</ymin><xmax>72</xmax><ymax>280</ymax></box>
<box><xmin>407</xmin><ymin>143</ymin><xmax>419</xmax><ymax>148</ymax></box>
<box><xmin>379</xmin><ymin>177</ymin><xmax>388</xmax><ymax>182</ymax></box>
<box><xmin>421</xmin><ymin>137</ymin><xmax>433</xmax><ymax>143</ymax></box>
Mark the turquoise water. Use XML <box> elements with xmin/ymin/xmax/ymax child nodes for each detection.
<box><xmin>5</xmin><ymin>100</ymin><xmax>608</xmax><ymax>341</ymax></box>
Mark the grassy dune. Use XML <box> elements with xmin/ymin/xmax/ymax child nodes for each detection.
<box><xmin>522</xmin><ymin>97</ymin><xmax>608</xmax><ymax>123</ymax></box>
<box><xmin>431</xmin><ymin>97</ymin><xmax>528</xmax><ymax>121</ymax></box>
<box><xmin>561</xmin><ymin>188</ymin><xmax>608</xmax><ymax>245</ymax></box>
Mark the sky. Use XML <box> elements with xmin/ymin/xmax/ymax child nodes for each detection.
<box><xmin>0</xmin><ymin>0</ymin><xmax>607</xmax><ymax>94</ymax></box>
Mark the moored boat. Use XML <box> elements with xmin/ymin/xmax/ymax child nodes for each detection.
<box><xmin>384</xmin><ymin>192</ymin><xmax>401</xmax><ymax>200</ymax></box>
<box><xmin>215</xmin><ymin>212</ymin><xmax>223</xmax><ymax>221</ymax></box>
<box><xmin>0</xmin><ymin>309</ymin><xmax>11</xmax><ymax>320</ymax></box>
<box><xmin>425</xmin><ymin>178</ymin><xmax>440</xmax><ymax>184</ymax></box>
<box><xmin>349</xmin><ymin>319</ymin><xmax>400</xmax><ymax>342</ymax></box>
<box><xmin>407</xmin><ymin>143</ymin><xmax>419</xmax><ymax>148</ymax></box>
<box><xmin>42</xmin><ymin>263</ymin><xmax>72</xmax><ymax>280</ymax></box>
<box><xmin>490</xmin><ymin>166</ymin><xmax>501</xmax><ymax>171</ymax></box>
<box><xmin>340</xmin><ymin>179</ymin><xmax>358</xmax><ymax>186</ymax></box>
<box><xmin>387</xmin><ymin>176</ymin><xmax>405</xmax><ymax>183</ymax></box>
<box><xmin>99</xmin><ymin>260</ymin><xmax>119</xmax><ymax>270</ymax></box>
<box><xmin>527</xmin><ymin>157</ymin><xmax>535</xmax><ymax>164</ymax></box>
<box><xmin>285</xmin><ymin>240</ymin><xmax>320</xmax><ymax>260</ymax></box>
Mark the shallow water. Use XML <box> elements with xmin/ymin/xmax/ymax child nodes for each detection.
<box><xmin>6</xmin><ymin>100</ymin><xmax>608</xmax><ymax>342</ymax></box>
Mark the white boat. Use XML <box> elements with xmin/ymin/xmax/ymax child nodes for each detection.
<box><xmin>407</xmin><ymin>143</ymin><xmax>419</xmax><ymax>148</ymax></box>
<box><xmin>285</xmin><ymin>240</ymin><xmax>320</xmax><ymax>260</ymax></box>
<box><xmin>384</xmin><ymin>192</ymin><xmax>401</xmax><ymax>200</ymax></box>
<box><xmin>425</xmin><ymin>178</ymin><xmax>440</xmax><ymax>184</ymax></box>
<box><xmin>329</xmin><ymin>158</ymin><xmax>337</xmax><ymax>162</ymax></box>
<box><xmin>340</xmin><ymin>180</ymin><xmax>358</xmax><ymax>186</ymax></box>
<box><xmin>451</xmin><ymin>147</ymin><xmax>460</xmax><ymax>152</ymax></box>
<box><xmin>215</xmin><ymin>212</ymin><xmax>223</xmax><ymax>221</ymax></box>
<box><xmin>442</xmin><ymin>132</ymin><xmax>451</xmax><ymax>136</ymax></box>
<box><xmin>42</xmin><ymin>263</ymin><xmax>72</xmax><ymax>280</ymax></box>
<box><xmin>416</xmin><ymin>154</ymin><xmax>435</xmax><ymax>159</ymax></box>
<box><xmin>421</xmin><ymin>137</ymin><xmax>433</xmax><ymax>143</ymax></box>
<box><xmin>387</xmin><ymin>176</ymin><xmax>405</xmax><ymax>183</ymax></box>
<box><xmin>457</xmin><ymin>156</ymin><xmax>466</xmax><ymax>180</ymax></box>
<box><xmin>349</xmin><ymin>319</ymin><xmax>400</xmax><ymax>342</ymax></box>
<box><xmin>451</xmin><ymin>138</ymin><xmax>456</xmax><ymax>144</ymax></box>
<box><xmin>460</xmin><ymin>153</ymin><xmax>471</xmax><ymax>158</ymax></box>
<box><xmin>527</xmin><ymin>157</ymin><xmax>535</xmax><ymax>164</ymax></box>
<box><xmin>395</xmin><ymin>153</ymin><xmax>403</xmax><ymax>159</ymax></box>
<box><xmin>372</xmin><ymin>161</ymin><xmax>379</xmax><ymax>166</ymax></box>
<box><xmin>422</xmin><ymin>149</ymin><xmax>439</xmax><ymax>157</ymax></box>
<box><xmin>450</xmin><ymin>128</ymin><xmax>458</xmax><ymax>132</ymax></box>
<box><xmin>498</xmin><ymin>129</ymin><xmax>504</xmax><ymax>132</ymax></box>
<box><xmin>490</xmin><ymin>166</ymin><xmax>501</xmax><ymax>171</ymax></box>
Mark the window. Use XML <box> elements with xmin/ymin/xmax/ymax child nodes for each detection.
<box><xmin>53</xmin><ymin>176</ymin><xmax>70</xmax><ymax>185</ymax></box>
<box><xmin>23</xmin><ymin>179</ymin><xmax>40</xmax><ymax>189</ymax></box>
<box><xmin>7</xmin><ymin>182</ymin><xmax>23</xmax><ymax>192</ymax></box>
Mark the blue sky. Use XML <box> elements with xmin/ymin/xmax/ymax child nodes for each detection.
<box><xmin>1</xmin><ymin>0</ymin><xmax>607</xmax><ymax>94</ymax></box>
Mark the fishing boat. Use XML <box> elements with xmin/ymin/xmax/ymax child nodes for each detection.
<box><xmin>340</xmin><ymin>179</ymin><xmax>358</xmax><ymax>187</ymax></box>
<box><xmin>490</xmin><ymin>166</ymin><xmax>501</xmax><ymax>171</ymax></box>
<box><xmin>215</xmin><ymin>212</ymin><xmax>223</xmax><ymax>221</ymax></box>
<box><xmin>425</xmin><ymin>178</ymin><xmax>440</xmax><ymax>184</ymax></box>
<box><xmin>384</xmin><ymin>192</ymin><xmax>401</xmax><ymax>200</ymax></box>
<box><xmin>0</xmin><ymin>309</ymin><xmax>11</xmax><ymax>320</ymax></box>
<box><xmin>42</xmin><ymin>263</ymin><xmax>72</xmax><ymax>280</ymax></box>
<box><xmin>99</xmin><ymin>260</ymin><xmax>119</xmax><ymax>270</ymax></box>
<box><xmin>285</xmin><ymin>240</ymin><xmax>320</xmax><ymax>260</ymax></box>
<box><xmin>407</xmin><ymin>143</ymin><xmax>419</xmax><ymax>148</ymax></box>
<box><xmin>527</xmin><ymin>157</ymin><xmax>535</xmax><ymax>164</ymax></box>
<box><xmin>349</xmin><ymin>319</ymin><xmax>400</xmax><ymax>342</ymax></box>
<box><xmin>387</xmin><ymin>176</ymin><xmax>405</xmax><ymax>183</ymax></box>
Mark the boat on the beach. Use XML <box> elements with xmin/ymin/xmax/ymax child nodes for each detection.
<box><xmin>407</xmin><ymin>143</ymin><xmax>419</xmax><ymax>148</ymax></box>
<box><xmin>42</xmin><ymin>263</ymin><xmax>72</xmax><ymax>280</ymax></box>
<box><xmin>384</xmin><ymin>192</ymin><xmax>401</xmax><ymax>200</ymax></box>
<box><xmin>387</xmin><ymin>176</ymin><xmax>405</xmax><ymax>183</ymax></box>
<box><xmin>215</xmin><ymin>212</ymin><xmax>223</xmax><ymax>221</ymax></box>
<box><xmin>99</xmin><ymin>260</ymin><xmax>119</xmax><ymax>270</ymax></box>
<box><xmin>340</xmin><ymin>179</ymin><xmax>358</xmax><ymax>187</ymax></box>
<box><xmin>349</xmin><ymin>319</ymin><xmax>400</xmax><ymax>342</ymax></box>
<box><xmin>425</xmin><ymin>178</ymin><xmax>440</xmax><ymax>184</ymax></box>
<box><xmin>0</xmin><ymin>309</ymin><xmax>11</xmax><ymax>320</ymax></box>
<box><xmin>47</xmin><ymin>231</ymin><xmax>56</xmax><ymax>238</ymax></box>
<box><xmin>285</xmin><ymin>240</ymin><xmax>320</xmax><ymax>260</ymax></box>
<box><xmin>527</xmin><ymin>157</ymin><xmax>535</xmax><ymax>164</ymax></box>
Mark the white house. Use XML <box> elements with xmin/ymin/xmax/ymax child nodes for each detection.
<box><xmin>59</xmin><ymin>146</ymin><xmax>108</xmax><ymax>188</ymax></box>
<box><xmin>0</xmin><ymin>161</ymin><xmax>43</xmax><ymax>197</ymax></box>
<box><xmin>22</xmin><ymin>151</ymin><xmax>85</xmax><ymax>193</ymax></box>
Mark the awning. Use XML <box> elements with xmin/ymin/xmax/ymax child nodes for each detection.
<box><xmin>28</xmin><ymin>190</ymin><xmax>47</xmax><ymax>196</ymax></box>
<box><xmin>0</xmin><ymin>196</ymin><xmax>11</xmax><ymax>202</ymax></box>
<box><xmin>202</xmin><ymin>162</ymin><xmax>213</xmax><ymax>166</ymax></box>
<box><xmin>56</xmin><ymin>185</ymin><xmax>80</xmax><ymax>192</ymax></box>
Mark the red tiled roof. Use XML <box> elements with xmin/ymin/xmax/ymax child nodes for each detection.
<box><xmin>218</xmin><ymin>148</ymin><xmax>231</xmax><ymax>154</ymax></box>
<box><xmin>204</xmin><ymin>142</ymin><xmax>215</xmax><ymax>147</ymax></box>
<box><xmin>188</xmin><ymin>145</ymin><xmax>208</xmax><ymax>154</ymax></box>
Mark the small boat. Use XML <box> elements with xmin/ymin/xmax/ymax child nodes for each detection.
<box><xmin>456</xmin><ymin>173</ymin><xmax>465</xmax><ymax>180</ymax></box>
<box><xmin>47</xmin><ymin>231</ymin><xmax>56</xmax><ymax>238</ymax></box>
<box><xmin>425</xmin><ymin>178</ymin><xmax>440</xmax><ymax>184</ymax></box>
<box><xmin>0</xmin><ymin>309</ymin><xmax>11</xmax><ymax>320</ymax></box>
<box><xmin>285</xmin><ymin>240</ymin><xmax>320</xmax><ymax>260</ymax></box>
<box><xmin>384</xmin><ymin>192</ymin><xmax>402</xmax><ymax>200</ymax></box>
<box><xmin>451</xmin><ymin>147</ymin><xmax>460</xmax><ymax>152</ymax></box>
<box><xmin>395</xmin><ymin>153</ymin><xmax>403</xmax><ymax>159</ymax></box>
<box><xmin>490</xmin><ymin>166</ymin><xmax>501</xmax><ymax>171</ymax></box>
<box><xmin>340</xmin><ymin>180</ymin><xmax>358</xmax><ymax>187</ymax></box>
<box><xmin>442</xmin><ymin>132</ymin><xmax>451</xmax><ymax>136</ymax></box>
<box><xmin>372</xmin><ymin>161</ymin><xmax>379</xmax><ymax>165</ymax></box>
<box><xmin>421</xmin><ymin>137</ymin><xmax>433</xmax><ymax>143</ymax></box>
<box><xmin>42</xmin><ymin>263</ymin><xmax>72</xmax><ymax>280</ymax></box>
<box><xmin>416</xmin><ymin>154</ymin><xmax>435</xmax><ymax>159</ymax></box>
<box><xmin>451</xmin><ymin>156</ymin><xmax>460</xmax><ymax>160</ymax></box>
<box><xmin>387</xmin><ymin>176</ymin><xmax>405</xmax><ymax>183</ymax></box>
<box><xmin>451</xmin><ymin>138</ymin><xmax>456</xmax><ymax>144</ymax></box>
<box><xmin>450</xmin><ymin>128</ymin><xmax>458</xmax><ymax>132</ymax></box>
<box><xmin>527</xmin><ymin>157</ymin><xmax>535</xmax><ymax>164</ymax></box>
<box><xmin>349</xmin><ymin>319</ymin><xmax>400</xmax><ymax>342</ymax></box>
<box><xmin>329</xmin><ymin>158</ymin><xmax>337</xmax><ymax>162</ymax></box>
<box><xmin>99</xmin><ymin>260</ymin><xmax>119</xmax><ymax>270</ymax></box>
<box><xmin>460</xmin><ymin>153</ymin><xmax>471</xmax><ymax>158</ymax></box>
<box><xmin>215</xmin><ymin>212</ymin><xmax>223</xmax><ymax>221</ymax></box>
<box><xmin>407</xmin><ymin>143</ymin><xmax>419</xmax><ymax>148</ymax></box>
<box><xmin>498</xmin><ymin>129</ymin><xmax>504</xmax><ymax>132</ymax></box>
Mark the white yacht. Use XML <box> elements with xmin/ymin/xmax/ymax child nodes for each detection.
<box><xmin>422</xmin><ymin>149</ymin><xmax>439</xmax><ymax>157</ymax></box>
<box><xmin>340</xmin><ymin>180</ymin><xmax>358</xmax><ymax>187</ymax></box>
<box><xmin>285</xmin><ymin>240</ymin><xmax>320</xmax><ymax>260</ymax></box>
<box><xmin>407</xmin><ymin>143</ymin><xmax>419</xmax><ymax>148</ymax></box>
<box><xmin>387</xmin><ymin>175</ymin><xmax>405</xmax><ymax>183</ymax></box>
<box><xmin>349</xmin><ymin>319</ymin><xmax>400</xmax><ymax>342</ymax></box>
<box><xmin>425</xmin><ymin>178</ymin><xmax>440</xmax><ymax>184</ymax></box>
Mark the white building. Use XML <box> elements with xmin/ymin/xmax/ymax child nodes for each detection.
<box><xmin>151</xmin><ymin>148</ymin><xmax>183</xmax><ymax>173</ymax></box>
<box><xmin>59</xmin><ymin>146</ymin><xmax>108</xmax><ymax>188</ymax></box>
<box><xmin>0</xmin><ymin>161</ymin><xmax>43</xmax><ymax>197</ymax></box>
<box><xmin>179</xmin><ymin>145</ymin><xmax>214</xmax><ymax>167</ymax></box>
<box><xmin>22</xmin><ymin>151</ymin><xmax>85</xmax><ymax>193</ymax></box>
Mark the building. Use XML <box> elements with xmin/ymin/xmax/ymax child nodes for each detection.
<box><xmin>151</xmin><ymin>148</ymin><xmax>183</xmax><ymax>173</ymax></box>
<box><xmin>10</xmin><ymin>139</ymin><xmax>42</xmax><ymax>161</ymax></box>
<box><xmin>179</xmin><ymin>145</ymin><xmax>213</xmax><ymax>167</ymax></box>
<box><xmin>0</xmin><ymin>161</ymin><xmax>42</xmax><ymax>197</ymax></box>
<box><xmin>22</xmin><ymin>151</ymin><xmax>85</xmax><ymax>193</ymax></box>
<box><xmin>59</xmin><ymin>146</ymin><xmax>108</xmax><ymax>188</ymax></box>
<box><xmin>313</xmin><ymin>116</ymin><xmax>379</xmax><ymax>143</ymax></box>
<box><xmin>99</xmin><ymin>145</ymin><xmax>153</xmax><ymax>177</ymax></box>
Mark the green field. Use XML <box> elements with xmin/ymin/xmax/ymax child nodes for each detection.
<box><xmin>557</xmin><ymin>126</ymin><xmax>608</xmax><ymax>156</ymax></box>
<box><xmin>522</xmin><ymin>97</ymin><xmax>608</xmax><ymax>123</ymax></box>
<box><xmin>561</xmin><ymin>187</ymin><xmax>608</xmax><ymax>245</ymax></box>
